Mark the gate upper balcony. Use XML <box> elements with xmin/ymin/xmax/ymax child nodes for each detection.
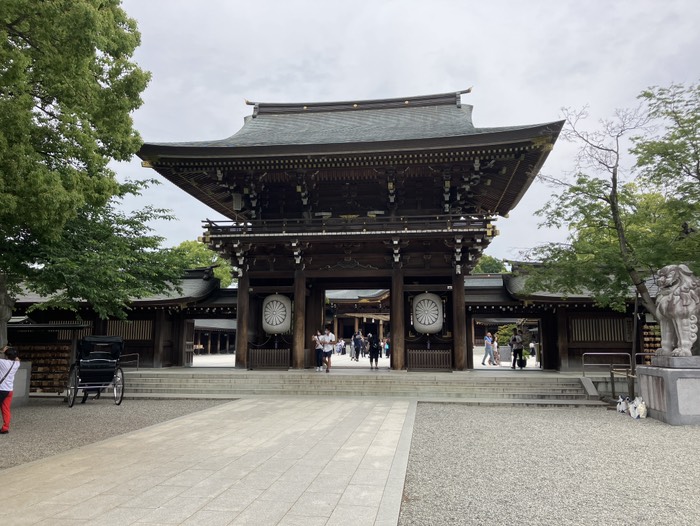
<box><xmin>202</xmin><ymin>214</ymin><xmax>497</xmax><ymax>244</ymax></box>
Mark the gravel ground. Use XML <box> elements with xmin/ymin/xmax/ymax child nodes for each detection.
<box><xmin>5</xmin><ymin>397</ymin><xmax>700</xmax><ymax>525</ymax></box>
<box><xmin>1</xmin><ymin>397</ymin><xmax>229</xmax><ymax>469</ymax></box>
<box><xmin>399</xmin><ymin>403</ymin><xmax>700</xmax><ymax>526</ymax></box>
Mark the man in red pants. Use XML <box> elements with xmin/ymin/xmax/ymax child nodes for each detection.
<box><xmin>0</xmin><ymin>345</ymin><xmax>20</xmax><ymax>434</ymax></box>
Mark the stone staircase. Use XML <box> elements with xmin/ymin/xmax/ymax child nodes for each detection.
<box><xmin>123</xmin><ymin>369</ymin><xmax>603</xmax><ymax>407</ymax></box>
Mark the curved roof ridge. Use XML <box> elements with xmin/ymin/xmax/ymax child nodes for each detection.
<box><xmin>247</xmin><ymin>88</ymin><xmax>472</xmax><ymax>115</ymax></box>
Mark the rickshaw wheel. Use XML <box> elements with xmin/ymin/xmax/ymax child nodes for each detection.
<box><xmin>67</xmin><ymin>365</ymin><xmax>78</xmax><ymax>408</ymax></box>
<box><xmin>113</xmin><ymin>367</ymin><xmax>124</xmax><ymax>405</ymax></box>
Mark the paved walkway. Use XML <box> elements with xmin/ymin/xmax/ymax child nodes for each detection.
<box><xmin>2</xmin><ymin>398</ymin><xmax>416</xmax><ymax>526</ymax></box>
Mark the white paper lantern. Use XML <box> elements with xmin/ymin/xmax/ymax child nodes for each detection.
<box><xmin>262</xmin><ymin>294</ymin><xmax>291</xmax><ymax>334</ymax></box>
<box><xmin>412</xmin><ymin>293</ymin><xmax>443</xmax><ymax>334</ymax></box>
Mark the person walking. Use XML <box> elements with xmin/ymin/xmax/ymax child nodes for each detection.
<box><xmin>481</xmin><ymin>332</ymin><xmax>495</xmax><ymax>366</ymax></box>
<box><xmin>367</xmin><ymin>333</ymin><xmax>380</xmax><ymax>370</ymax></box>
<box><xmin>0</xmin><ymin>345</ymin><xmax>20</xmax><ymax>434</ymax></box>
<box><xmin>321</xmin><ymin>326</ymin><xmax>336</xmax><ymax>373</ymax></box>
<box><xmin>510</xmin><ymin>329</ymin><xmax>524</xmax><ymax>369</ymax></box>
<box><xmin>493</xmin><ymin>334</ymin><xmax>500</xmax><ymax>366</ymax></box>
<box><xmin>352</xmin><ymin>330</ymin><xmax>363</xmax><ymax>362</ymax></box>
<box><xmin>312</xmin><ymin>330</ymin><xmax>324</xmax><ymax>372</ymax></box>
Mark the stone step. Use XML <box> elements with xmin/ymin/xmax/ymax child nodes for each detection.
<box><xmin>125</xmin><ymin>381</ymin><xmax>584</xmax><ymax>393</ymax></box>
<box><xmin>122</xmin><ymin>370</ymin><xmax>595</xmax><ymax>405</ymax></box>
<box><xmin>124</xmin><ymin>386</ymin><xmax>586</xmax><ymax>399</ymax></box>
<box><xmin>125</xmin><ymin>374</ymin><xmax>583</xmax><ymax>385</ymax></box>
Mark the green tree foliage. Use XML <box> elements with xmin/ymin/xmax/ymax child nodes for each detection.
<box><xmin>0</xmin><ymin>1</ymin><xmax>183</xmax><ymax>344</ymax></box>
<box><xmin>27</xmin><ymin>180</ymin><xmax>188</xmax><ymax>318</ymax></box>
<box><xmin>523</xmin><ymin>83</ymin><xmax>700</xmax><ymax>314</ymax></box>
<box><xmin>633</xmin><ymin>82</ymin><xmax>700</xmax><ymax>204</ymax></box>
<box><xmin>471</xmin><ymin>254</ymin><xmax>507</xmax><ymax>274</ymax></box>
<box><xmin>174</xmin><ymin>240</ymin><xmax>235</xmax><ymax>288</ymax></box>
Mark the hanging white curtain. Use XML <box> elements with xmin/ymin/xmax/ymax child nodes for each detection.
<box><xmin>262</xmin><ymin>294</ymin><xmax>292</xmax><ymax>334</ymax></box>
<box><xmin>412</xmin><ymin>293</ymin><xmax>443</xmax><ymax>334</ymax></box>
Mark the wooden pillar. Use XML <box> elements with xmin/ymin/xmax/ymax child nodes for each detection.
<box><xmin>153</xmin><ymin>309</ymin><xmax>166</xmax><ymax>368</ymax></box>
<box><xmin>292</xmin><ymin>269</ymin><xmax>306</xmax><ymax>369</ymax></box>
<box><xmin>354</xmin><ymin>318</ymin><xmax>359</xmax><ymax>332</ymax></box>
<box><xmin>556</xmin><ymin>307</ymin><xmax>569</xmax><ymax>370</ymax></box>
<box><xmin>391</xmin><ymin>268</ymin><xmax>405</xmax><ymax>370</ymax></box>
<box><xmin>465</xmin><ymin>312</ymin><xmax>474</xmax><ymax>370</ymax></box>
<box><xmin>235</xmin><ymin>271</ymin><xmax>249</xmax><ymax>369</ymax></box>
<box><xmin>305</xmin><ymin>280</ymin><xmax>324</xmax><ymax>367</ymax></box>
<box><xmin>452</xmin><ymin>272</ymin><xmax>467</xmax><ymax>370</ymax></box>
<box><xmin>540</xmin><ymin>312</ymin><xmax>556</xmax><ymax>370</ymax></box>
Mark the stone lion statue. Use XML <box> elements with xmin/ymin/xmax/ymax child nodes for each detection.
<box><xmin>655</xmin><ymin>264</ymin><xmax>700</xmax><ymax>357</ymax></box>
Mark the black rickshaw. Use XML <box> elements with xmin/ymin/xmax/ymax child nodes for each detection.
<box><xmin>66</xmin><ymin>336</ymin><xmax>125</xmax><ymax>407</ymax></box>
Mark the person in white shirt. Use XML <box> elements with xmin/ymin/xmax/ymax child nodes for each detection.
<box><xmin>0</xmin><ymin>345</ymin><xmax>20</xmax><ymax>434</ymax></box>
<box><xmin>321</xmin><ymin>327</ymin><xmax>336</xmax><ymax>373</ymax></box>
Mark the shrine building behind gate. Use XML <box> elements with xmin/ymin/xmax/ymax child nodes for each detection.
<box><xmin>138</xmin><ymin>90</ymin><xmax>564</xmax><ymax>370</ymax></box>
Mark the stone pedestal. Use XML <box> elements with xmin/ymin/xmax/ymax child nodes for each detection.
<box><xmin>638</xmin><ymin>356</ymin><xmax>700</xmax><ymax>425</ymax></box>
<box><xmin>13</xmin><ymin>361</ymin><xmax>31</xmax><ymax>407</ymax></box>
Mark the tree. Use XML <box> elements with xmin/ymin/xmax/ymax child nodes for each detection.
<box><xmin>523</xmin><ymin>83</ymin><xmax>700</xmax><ymax>315</ymax></box>
<box><xmin>0</xmin><ymin>1</ymin><xmax>180</xmax><ymax>345</ymax></box>
<box><xmin>633</xmin><ymin>82</ymin><xmax>700</xmax><ymax>204</ymax></box>
<box><xmin>471</xmin><ymin>254</ymin><xmax>507</xmax><ymax>274</ymax></box>
<box><xmin>174</xmin><ymin>240</ymin><xmax>236</xmax><ymax>288</ymax></box>
<box><xmin>26</xmin><ymin>180</ymin><xmax>188</xmax><ymax>318</ymax></box>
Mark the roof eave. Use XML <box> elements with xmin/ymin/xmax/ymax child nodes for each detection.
<box><xmin>138</xmin><ymin>121</ymin><xmax>565</xmax><ymax>163</ymax></box>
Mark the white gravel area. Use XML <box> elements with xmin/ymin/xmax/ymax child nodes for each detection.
<box><xmin>1</xmin><ymin>397</ymin><xmax>228</xmax><ymax>469</ymax></box>
<box><xmin>399</xmin><ymin>403</ymin><xmax>700</xmax><ymax>526</ymax></box>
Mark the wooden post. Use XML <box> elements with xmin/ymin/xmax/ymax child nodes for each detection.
<box><xmin>466</xmin><ymin>311</ymin><xmax>474</xmax><ymax>370</ymax></box>
<box><xmin>453</xmin><ymin>272</ymin><xmax>467</xmax><ymax>370</ymax></box>
<box><xmin>305</xmin><ymin>280</ymin><xmax>324</xmax><ymax>368</ymax></box>
<box><xmin>391</xmin><ymin>268</ymin><xmax>405</xmax><ymax>370</ymax></box>
<box><xmin>235</xmin><ymin>271</ymin><xmax>249</xmax><ymax>369</ymax></box>
<box><xmin>152</xmin><ymin>309</ymin><xmax>166</xmax><ymax>368</ymax></box>
<box><xmin>292</xmin><ymin>269</ymin><xmax>306</xmax><ymax>368</ymax></box>
<box><xmin>556</xmin><ymin>308</ymin><xmax>569</xmax><ymax>370</ymax></box>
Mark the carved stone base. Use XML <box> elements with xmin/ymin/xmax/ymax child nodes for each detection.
<box><xmin>638</xmin><ymin>362</ymin><xmax>700</xmax><ymax>425</ymax></box>
<box><xmin>651</xmin><ymin>356</ymin><xmax>700</xmax><ymax>369</ymax></box>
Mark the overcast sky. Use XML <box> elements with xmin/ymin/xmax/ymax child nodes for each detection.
<box><xmin>116</xmin><ymin>0</ymin><xmax>700</xmax><ymax>261</ymax></box>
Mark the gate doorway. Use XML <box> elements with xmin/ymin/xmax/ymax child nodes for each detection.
<box><xmin>325</xmin><ymin>288</ymin><xmax>390</xmax><ymax>370</ymax></box>
<box><xmin>471</xmin><ymin>316</ymin><xmax>544</xmax><ymax>370</ymax></box>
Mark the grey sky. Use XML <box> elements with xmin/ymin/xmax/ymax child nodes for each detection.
<box><xmin>116</xmin><ymin>0</ymin><xmax>700</xmax><ymax>260</ymax></box>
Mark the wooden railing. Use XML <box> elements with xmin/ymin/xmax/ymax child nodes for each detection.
<box><xmin>203</xmin><ymin>214</ymin><xmax>492</xmax><ymax>239</ymax></box>
<box><xmin>249</xmin><ymin>348</ymin><xmax>291</xmax><ymax>370</ymax></box>
<box><xmin>407</xmin><ymin>348</ymin><xmax>452</xmax><ymax>371</ymax></box>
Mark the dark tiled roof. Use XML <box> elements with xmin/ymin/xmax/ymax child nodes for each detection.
<box><xmin>143</xmin><ymin>91</ymin><xmax>561</xmax><ymax>151</ymax></box>
<box><xmin>14</xmin><ymin>268</ymin><xmax>220</xmax><ymax>306</ymax></box>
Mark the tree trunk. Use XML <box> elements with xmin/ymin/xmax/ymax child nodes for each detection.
<box><xmin>608</xmin><ymin>159</ymin><xmax>658</xmax><ymax>318</ymax></box>
<box><xmin>0</xmin><ymin>273</ymin><xmax>15</xmax><ymax>347</ymax></box>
